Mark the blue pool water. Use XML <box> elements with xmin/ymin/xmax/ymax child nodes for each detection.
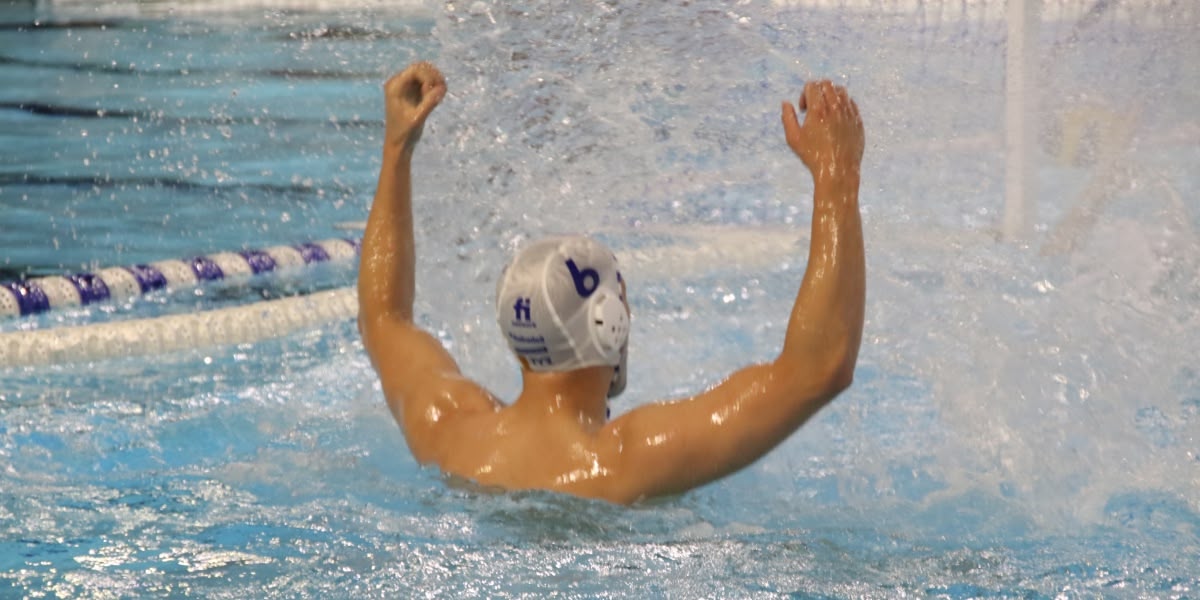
<box><xmin>2</xmin><ymin>0</ymin><xmax>1198</xmax><ymax>597</ymax></box>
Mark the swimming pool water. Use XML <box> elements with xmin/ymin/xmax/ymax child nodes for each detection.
<box><xmin>1</xmin><ymin>0</ymin><xmax>1198</xmax><ymax>597</ymax></box>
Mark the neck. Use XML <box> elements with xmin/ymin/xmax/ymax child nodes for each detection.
<box><xmin>517</xmin><ymin>366</ymin><xmax>612</xmax><ymax>427</ymax></box>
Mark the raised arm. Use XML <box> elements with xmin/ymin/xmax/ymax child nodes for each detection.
<box><xmin>358</xmin><ymin>62</ymin><xmax>445</xmax><ymax>326</ymax></box>
<box><xmin>601</xmin><ymin>80</ymin><xmax>865</xmax><ymax>502</ymax></box>
<box><xmin>357</xmin><ymin>63</ymin><xmax>496</xmax><ymax>460</ymax></box>
<box><xmin>775</xmin><ymin>80</ymin><xmax>865</xmax><ymax>385</ymax></box>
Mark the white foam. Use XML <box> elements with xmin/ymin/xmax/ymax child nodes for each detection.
<box><xmin>766</xmin><ymin>0</ymin><xmax>1178</xmax><ymax>25</ymax></box>
<box><xmin>610</xmin><ymin>226</ymin><xmax>806</xmax><ymax>280</ymax></box>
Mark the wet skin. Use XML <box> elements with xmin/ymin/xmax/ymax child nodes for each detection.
<box><xmin>357</xmin><ymin>62</ymin><xmax>865</xmax><ymax>504</ymax></box>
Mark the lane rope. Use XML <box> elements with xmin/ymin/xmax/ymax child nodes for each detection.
<box><xmin>0</xmin><ymin>238</ymin><xmax>360</xmax><ymax>319</ymax></box>
<box><xmin>0</xmin><ymin>287</ymin><xmax>358</xmax><ymax>367</ymax></box>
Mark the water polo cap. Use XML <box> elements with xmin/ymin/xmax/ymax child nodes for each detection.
<box><xmin>496</xmin><ymin>236</ymin><xmax>629</xmax><ymax>397</ymax></box>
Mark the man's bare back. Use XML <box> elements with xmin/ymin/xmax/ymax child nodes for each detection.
<box><xmin>357</xmin><ymin>61</ymin><xmax>865</xmax><ymax>504</ymax></box>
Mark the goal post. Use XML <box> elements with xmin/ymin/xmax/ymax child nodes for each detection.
<box><xmin>1003</xmin><ymin>0</ymin><xmax>1040</xmax><ymax>241</ymax></box>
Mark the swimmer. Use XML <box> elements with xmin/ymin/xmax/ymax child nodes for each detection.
<box><xmin>358</xmin><ymin>61</ymin><xmax>865</xmax><ymax>504</ymax></box>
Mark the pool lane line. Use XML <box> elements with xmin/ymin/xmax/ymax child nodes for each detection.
<box><xmin>0</xmin><ymin>238</ymin><xmax>360</xmax><ymax>319</ymax></box>
<box><xmin>0</xmin><ymin>173</ymin><xmax>356</xmax><ymax>199</ymax></box>
<box><xmin>0</xmin><ymin>101</ymin><xmax>380</xmax><ymax>129</ymax></box>
<box><xmin>0</xmin><ymin>286</ymin><xmax>358</xmax><ymax>368</ymax></box>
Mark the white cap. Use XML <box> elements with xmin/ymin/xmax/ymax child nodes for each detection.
<box><xmin>496</xmin><ymin>236</ymin><xmax>629</xmax><ymax>390</ymax></box>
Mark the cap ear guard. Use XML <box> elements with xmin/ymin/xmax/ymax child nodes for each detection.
<box><xmin>588</xmin><ymin>289</ymin><xmax>629</xmax><ymax>364</ymax></box>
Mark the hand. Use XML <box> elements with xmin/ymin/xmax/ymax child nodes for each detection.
<box><xmin>781</xmin><ymin>80</ymin><xmax>864</xmax><ymax>185</ymax></box>
<box><xmin>383</xmin><ymin>61</ymin><xmax>447</xmax><ymax>153</ymax></box>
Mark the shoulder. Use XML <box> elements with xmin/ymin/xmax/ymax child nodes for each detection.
<box><xmin>395</xmin><ymin>373</ymin><xmax>504</xmax><ymax>464</ymax></box>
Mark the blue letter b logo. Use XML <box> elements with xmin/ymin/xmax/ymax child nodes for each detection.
<box><xmin>565</xmin><ymin>259</ymin><xmax>599</xmax><ymax>298</ymax></box>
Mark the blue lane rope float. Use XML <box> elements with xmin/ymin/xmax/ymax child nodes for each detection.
<box><xmin>0</xmin><ymin>238</ymin><xmax>361</xmax><ymax>319</ymax></box>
